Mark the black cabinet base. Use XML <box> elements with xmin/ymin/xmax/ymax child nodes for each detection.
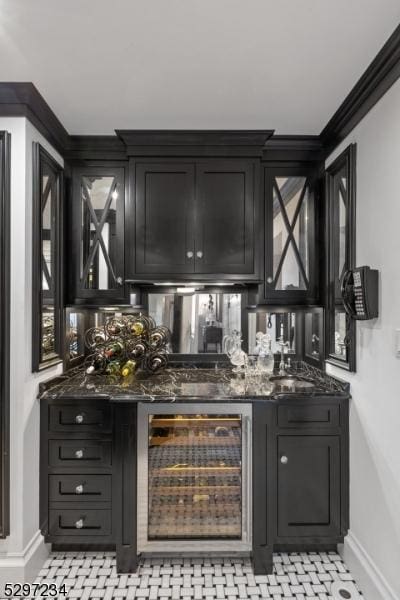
<box><xmin>252</xmin><ymin>546</ymin><xmax>273</xmax><ymax>575</ymax></box>
<box><xmin>117</xmin><ymin>546</ymin><xmax>139</xmax><ymax>573</ymax></box>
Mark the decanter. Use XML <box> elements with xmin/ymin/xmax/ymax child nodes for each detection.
<box><xmin>255</xmin><ymin>332</ymin><xmax>274</xmax><ymax>375</ymax></box>
<box><xmin>223</xmin><ymin>330</ymin><xmax>248</xmax><ymax>373</ymax></box>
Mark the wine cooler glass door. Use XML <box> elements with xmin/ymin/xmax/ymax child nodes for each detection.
<box><xmin>137</xmin><ymin>403</ymin><xmax>252</xmax><ymax>553</ymax></box>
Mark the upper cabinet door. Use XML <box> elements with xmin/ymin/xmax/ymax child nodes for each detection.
<box><xmin>71</xmin><ymin>166</ymin><xmax>126</xmax><ymax>303</ymax></box>
<box><xmin>195</xmin><ymin>160</ymin><xmax>256</xmax><ymax>275</ymax></box>
<box><xmin>134</xmin><ymin>163</ymin><xmax>195</xmax><ymax>275</ymax></box>
<box><xmin>262</xmin><ymin>166</ymin><xmax>318</xmax><ymax>304</ymax></box>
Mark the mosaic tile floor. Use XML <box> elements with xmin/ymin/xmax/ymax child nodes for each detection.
<box><xmin>34</xmin><ymin>551</ymin><xmax>363</xmax><ymax>599</ymax></box>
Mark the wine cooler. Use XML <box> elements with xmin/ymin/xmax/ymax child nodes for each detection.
<box><xmin>137</xmin><ymin>403</ymin><xmax>252</xmax><ymax>553</ymax></box>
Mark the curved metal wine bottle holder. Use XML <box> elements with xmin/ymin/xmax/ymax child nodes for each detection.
<box><xmin>84</xmin><ymin>315</ymin><xmax>171</xmax><ymax>376</ymax></box>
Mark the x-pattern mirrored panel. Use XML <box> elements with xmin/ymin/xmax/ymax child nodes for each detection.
<box><xmin>272</xmin><ymin>176</ymin><xmax>311</xmax><ymax>291</ymax></box>
<box><xmin>80</xmin><ymin>176</ymin><xmax>119</xmax><ymax>290</ymax></box>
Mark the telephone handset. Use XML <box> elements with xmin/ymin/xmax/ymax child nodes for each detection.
<box><xmin>341</xmin><ymin>266</ymin><xmax>379</xmax><ymax>320</ymax></box>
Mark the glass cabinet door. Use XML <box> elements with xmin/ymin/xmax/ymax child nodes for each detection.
<box><xmin>263</xmin><ymin>168</ymin><xmax>317</xmax><ymax>303</ymax></box>
<box><xmin>71</xmin><ymin>166</ymin><xmax>126</xmax><ymax>302</ymax></box>
<box><xmin>147</xmin><ymin>413</ymin><xmax>243</xmax><ymax>540</ymax></box>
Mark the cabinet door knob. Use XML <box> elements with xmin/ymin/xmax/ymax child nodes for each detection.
<box><xmin>75</xmin><ymin>414</ymin><xmax>84</xmax><ymax>424</ymax></box>
<box><xmin>280</xmin><ymin>455</ymin><xmax>288</xmax><ymax>464</ymax></box>
<box><xmin>75</xmin><ymin>449</ymin><xmax>84</xmax><ymax>459</ymax></box>
<box><xmin>75</xmin><ymin>484</ymin><xmax>84</xmax><ymax>494</ymax></box>
<box><xmin>267</xmin><ymin>276</ymin><xmax>273</xmax><ymax>284</ymax></box>
<box><xmin>196</xmin><ymin>251</ymin><xmax>203</xmax><ymax>259</ymax></box>
<box><xmin>75</xmin><ymin>519</ymin><xmax>84</xmax><ymax>529</ymax></box>
<box><xmin>116</xmin><ymin>276</ymin><xmax>123</xmax><ymax>286</ymax></box>
<box><xmin>186</xmin><ymin>251</ymin><xmax>194</xmax><ymax>259</ymax></box>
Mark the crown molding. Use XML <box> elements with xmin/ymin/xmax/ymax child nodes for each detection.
<box><xmin>262</xmin><ymin>135</ymin><xmax>323</xmax><ymax>162</ymax></box>
<box><xmin>320</xmin><ymin>23</ymin><xmax>400</xmax><ymax>156</ymax></box>
<box><xmin>116</xmin><ymin>129</ymin><xmax>274</xmax><ymax>157</ymax></box>
<box><xmin>0</xmin><ymin>82</ymin><xmax>69</xmax><ymax>154</ymax></box>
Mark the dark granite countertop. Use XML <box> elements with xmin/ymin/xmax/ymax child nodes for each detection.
<box><xmin>39</xmin><ymin>362</ymin><xmax>350</xmax><ymax>403</ymax></box>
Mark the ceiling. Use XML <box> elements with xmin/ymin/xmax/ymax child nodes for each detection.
<box><xmin>0</xmin><ymin>0</ymin><xmax>399</xmax><ymax>135</ymax></box>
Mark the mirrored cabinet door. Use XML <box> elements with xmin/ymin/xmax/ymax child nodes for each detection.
<box><xmin>262</xmin><ymin>168</ymin><xmax>317</xmax><ymax>304</ymax></box>
<box><xmin>71</xmin><ymin>166</ymin><xmax>126</xmax><ymax>303</ymax></box>
<box><xmin>32</xmin><ymin>144</ymin><xmax>63</xmax><ymax>371</ymax></box>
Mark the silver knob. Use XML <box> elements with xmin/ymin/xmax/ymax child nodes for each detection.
<box><xmin>75</xmin><ymin>519</ymin><xmax>84</xmax><ymax>529</ymax></box>
<box><xmin>75</xmin><ymin>484</ymin><xmax>84</xmax><ymax>495</ymax></box>
<box><xmin>280</xmin><ymin>455</ymin><xmax>288</xmax><ymax>464</ymax></box>
<box><xmin>75</xmin><ymin>449</ymin><xmax>84</xmax><ymax>459</ymax></box>
<box><xmin>186</xmin><ymin>251</ymin><xmax>194</xmax><ymax>258</ymax></box>
<box><xmin>75</xmin><ymin>414</ymin><xmax>84</xmax><ymax>424</ymax></box>
<box><xmin>196</xmin><ymin>251</ymin><xmax>203</xmax><ymax>259</ymax></box>
<box><xmin>267</xmin><ymin>276</ymin><xmax>273</xmax><ymax>284</ymax></box>
<box><xmin>116</xmin><ymin>276</ymin><xmax>123</xmax><ymax>286</ymax></box>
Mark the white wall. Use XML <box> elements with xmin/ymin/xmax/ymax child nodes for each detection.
<box><xmin>0</xmin><ymin>117</ymin><xmax>63</xmax><ymax>585</ymax></box>
<box><xmin>326</xmin><ymin>78</ymin><xmax>400</xmax><ymax>600</ymax></box>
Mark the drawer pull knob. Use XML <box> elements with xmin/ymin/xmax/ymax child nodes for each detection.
<box><xmin>75</xmin><ymin>414</ymin><xmax>84</xmax><ymax>424</ymax></box>
<box><xmin>75</xmin><ymin>450</ymin><xmax>84</xmax><ymax>459</ymax></box>
<box><xmin>280</xmin><ymin>455</ymin><xmax>288</xmax><ymax>464</ymax></box>
<box><xmin>75</xmin><ymin>484</ymin><xmax>84</xmax><ymax>494</ymax></box>
<box><xmin>75</xmin><ymin>519</ymin><xmax>84</xmax><ymax>529</ymax></box>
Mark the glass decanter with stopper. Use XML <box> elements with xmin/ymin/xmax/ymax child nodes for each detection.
<box><xmin>255</xmin><ymin>332</ymin><xmax>274</xmax><ymax>375</ymax></box>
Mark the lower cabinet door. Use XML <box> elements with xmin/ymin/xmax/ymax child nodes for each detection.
<box><xmin>277</xmin><ymin>435</ymin><xmax>340</xmax><ymax>538</ymax></box>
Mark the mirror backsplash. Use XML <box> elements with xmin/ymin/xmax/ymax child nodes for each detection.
<box><xmin>148</xmin><ymin>292</ymin><xmax>242</xmax><ymax>354</ymax></box>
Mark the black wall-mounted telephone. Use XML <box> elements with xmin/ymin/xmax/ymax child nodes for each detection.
<box><xmin>341</xmin><ymin>266</ymin><xmax>379</xmax><ymax>320</ymax></box>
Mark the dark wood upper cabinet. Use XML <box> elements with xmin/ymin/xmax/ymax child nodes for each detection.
<box><xmin>277</xmin><ymin>435</ymin><xmax>341</xmax><ymax>539</ymax></box>
<box><xmin>134</xmin><ymin>163</ymin><xmax>195</xmax><ymax>275</ymax></box>
<box><xmin>127</xmin><ymin>158</ymin><xmax>258</xmax><ymax>281</ymax></box>
<box><xmin>260</xmin><ymin>165</ymin><xmax>319</xmax><ymax>304</ymax></box>
<box><xmin>195</xmin><ymin>161</ymin><xmax>255</xmax><ymax>275</ymax></box>
<box><xmin>69</xmin><ymin>165</ymin><xmax>127</xmax><ymax>304</ymax></box>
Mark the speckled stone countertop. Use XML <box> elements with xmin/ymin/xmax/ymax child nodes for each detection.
<box><xmin>39</xmin><ymin>362</ymin><xmax>350</xmax><ymax>403</ymax></box>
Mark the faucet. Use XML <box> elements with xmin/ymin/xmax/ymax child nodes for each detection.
<box><xmin>278</xmin><ymin>335</ymin><xmax>289</xmax><ymax>375</ymax></box>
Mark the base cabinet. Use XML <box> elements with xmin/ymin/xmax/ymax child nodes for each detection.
<box><xmin>40</xmin><ymin>395</ymin><xmax>348</xmax><ymax>574</ymax></box>
<box><xmin>277</xmin><ymin>435</ymin><xmax>341</xmax><ymax>539</ymax></box>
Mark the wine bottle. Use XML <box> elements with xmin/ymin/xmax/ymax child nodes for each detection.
<box><xmin>85</xmin><ymin>353</ymin><xmax>105</xmax><ymax>374</ymax></box>
<box><xmin>127</xmin><ymin>338</ymin><xmax>148</xmax><ymax>359</ymax></box>
<box><xmin>105</xmin><ymin>360</ymin><xmax>121</xmax><ymax>376</ymax></box>
<box><xmin>105</xmin><ymin>318</ymin><xmax>125</xmax><ymax>337</ymax></box>
<box><xmin>149</xmin><ymin>326</ymin><xmax>170</xmax><ymax>350</ymax></box>
<box><xmin>121</xmin><ymin>359</ymin><xmax>136</xmax><ymax>377</ymax></box>
<box><xmin>145</xmin><ymin>351</ymin><xmax>168</xmax><ymax>373</ymax></box>
<box><xmin>104</xmin><ymin>340</ymin><xmax>124</xmax><ymax>359</ymax></box>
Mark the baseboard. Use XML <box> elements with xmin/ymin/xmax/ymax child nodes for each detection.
<box><xmin>339</xmin><ymin>531</ymin><xmax>399</xmax><ymax>600</ymax></box>
<box><xmin>0</xmin><ymin>531</ymin><xmax>49</xmax><ymax>587</ymax></box>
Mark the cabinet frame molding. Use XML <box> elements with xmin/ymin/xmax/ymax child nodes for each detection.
<box><xmin>0</xmin><ymin>131</ymin><xmax>10</xmax><ymax>538</ymax></box>
<box><xmin>32</xmin><ymin>143</ymin><xmax>64</xmax><ymax>371</ymax></box>
<box><xmin>325</xmin><ymin>144</ymin><xmax>357</xmax><ymax>371</ymax></box>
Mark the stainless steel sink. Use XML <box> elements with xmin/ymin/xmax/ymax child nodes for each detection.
<box><xmin>269</xmin><ymin>375</ymin><xmax>315</xmax><ymax>390</ymax></box>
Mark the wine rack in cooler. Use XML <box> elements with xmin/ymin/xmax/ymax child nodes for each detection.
<box><xmin>137</xmin><ymin>404</ymin><xmax>252</xmax><ymax>551</ymax></box>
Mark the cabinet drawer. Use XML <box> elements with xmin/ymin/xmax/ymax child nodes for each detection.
<box><xmin>49</xmin><ymin>404</ymin><xmax>112</xmax><ymax>433</ymax></box>
<box><xmin>49</xmin><ymin>508</ymin><xmax>111</xmax><ymax>536</ymax></box>
<box><xmin>278</xmin><ymin>404</ymin><xmax>339</xmax><ymax>428</ymax></box>
<box><xmin>49</xmin><ymin>475</ymin><xmax>111</xmax><ymax>502</ymax></box>
<box><xmin>49</xmin><ymin>440</ymin><xmax>112</xmax><ymax>468</ymax></box>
